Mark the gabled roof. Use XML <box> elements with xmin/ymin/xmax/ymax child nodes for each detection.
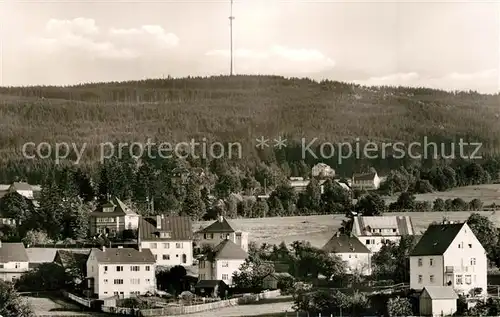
<box><xmin>25</xmin><ymin>248</ymin><xmax>58</xmax><ymax>264</ymax></box>
<box><xmin>352</xmin><ymin>172</ymin><xmax>377</xmax><ymax>181</ymax></box>
<box><xmin>10</xmin><ymin>182</ymin><xmax>33</xmax><ymax>191</ymax></box>
<box><xmin>208</xmin><ymin>239</ymin><xmax>247</xmax><ymax>260</ymax></box>
<box><xmin>55</xmin><ymin>250</ymin><xmax>90</xmax><ymax>269</ymax></box>
<box><xmin>195</xmin><ymin>280</ymin><xmax>227</xmax><ymax>288</ymax></box>
<box><xmin>139</xmin><ymin>216</ymin><xmax>193</xmax><ymax>241</ymax></box>
<box><xmin>352</xmin><ymin>216</ymin><xmax>415</xmax><ymax>236</ymax></box>
<box><xmin>421</xmin><ymin>286</ymin><xmax>458</xmax><ymax>299</ymax></box>
<box><xmin>90</xmin><ymin>197</ymin><xmax>138</xmax><ymax>217</ymax></box>
<box><xmin>197</xmin><ymin>217</ymin><xmax>235</xmax><ymax>234</ymax></box>
<box><xmin>410</xmin><ymin>223</ymin><xmax>465</xmax><ymax>256</ymax></box>
<box><xmin>0</xmin><ymin>242</ymin><xmax>29</xmax><ymax>263</ymax></box>
<box><xmin>90</xmin><ymin>247</ymin><xmax>155</xmax><ymax>264</ymax></box>
<box><xmin>322</xmin><ymin>234</ymin><xmax>371</xmax><ymax>254</ymax></box>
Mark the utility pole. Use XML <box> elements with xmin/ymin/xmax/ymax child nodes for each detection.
<box><xmin>229</xmin><ymin>0</ymin><xmax>235</xmax><ymax>76</ymax></box>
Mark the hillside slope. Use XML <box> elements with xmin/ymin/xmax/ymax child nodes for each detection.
<box><xmin>1</xmin><ymin>75</ymin><xmax>499</xmax><ymax>162</ymax></box>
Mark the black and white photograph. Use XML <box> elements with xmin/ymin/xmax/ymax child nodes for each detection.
<box><xmin>0</xmin><ymin>0</ymin><xmax>499</xmax><ymax>316</ymax></box>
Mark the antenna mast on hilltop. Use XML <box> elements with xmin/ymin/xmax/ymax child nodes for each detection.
<box><xmin>229</xmin><ymin>0</ymin><xmax>235</xmax><ymax>76</ymax></box>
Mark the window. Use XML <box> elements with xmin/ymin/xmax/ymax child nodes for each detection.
<box><xmin>199</xmin><ymin>274</ymin><xmax>205</xmax><ymax>280</ymax></box>
<box><xmin>468</xmin><ymin>244</ymin><xmax>472</xmax><ymax>248</ymax></box>
<box><xmin>104</xmin><ymin>266</ymin><xmax>108</xmax><ymax>272</ymax></box>
<box><xmin>160</xmin><ymin>232</ymin><xmax>171</xmax><ymax>238</ymax></box>
<box><xmin>114</xmin><ymin>279</ymin><xmax>124</xmax><ymax>285</ymax></box>
<box><xmin>131</xmin><ymin>278</ymin><xmax>140</xmax><ymax>284</ymax></box>
<box><xmin>163</xmin><ymin>254</ymin><xmax>170</xmax><ymax>260</ymax></box>
<box><xmin>150</xmin><ymin>243</ymin><xmax>157</xmax><ymax>249</ymax></box>
<box><xmin>131</xmin><ymin>266</ymin><xmax>140</xmax><ymax>271</ymax></box>
<box><xmin>114</xmin><ymin>291</ymin><xmax>119</xmax><ymax>296</ymax></box>
<box><xmin>163</xmin><ymin>243</ymin><xmax>170</xmax><ymax>249</ymax></box>
<box><xmin>222</xmin><ymin>261</ymin><xmax>229</xmax><ymax>267</ymax></box>
<box><xmin>199</xmin><ymin>261</ymin><xmax>205</xmax><ymax>269</ymax></box>
<box><xmin>116</xmin><ymin>266</ymin><xmax>124</xmax><ymax>272</ymax></box>
<box><xmin>154</xmin><ymin>255</ymin><xmax>158</xmax><ymax>260</ymax></box>
<box><xmin>348</xmin><ymin>255</ymin><xmax>352</xmax><ymax>259</ymax></box>
<box><xmin>14</xmin><ymin>263</ymin><xmax>20</xmax><ymax>269</ymax></box>
<box><xmin>456</xmin><ymin>275</ymin><xmax>463</xmax><ymax>285</ymax></box>
<box><xmin>104</xmin><ymin>279</ymin><xmax>108</xmax><ymax>284</ymax></box>
<box><xmin>145</xmin><ymin>266</ymin><xmax>150</xmax><ymax>271</ymax></box>
<box><xmin>429</xmin><ymin>258</ymin><xmax>434</xmax><ymax>266</ymax></box>
<box><xmin>392</xmin><ymin>229</ymin><xmax>397</xmax><ymax>233</ymax></box>
<box><xmin>465</xmin><ymin>275</ymin><xmax>472</xmax><ymax>285</ymax></box>
<box><xmin>418</xmin><ymin>275</ymin><xmax>422</xmax><ymax>283</ymax></box>
<box><xmin>176</xmin><ymin>242</ymin><xmax>182</xmax><ymax>248</ymax></box>
<box><xmin>222</xmin><ymin>274</ymin><xmax>229</xmax><ymax>280</ymax></box>
<box><xmin>430</xmin><ymin>275</ymin><xmax>434</xmax><ymax>283</ymax></box>
<box><xmin>145</xmin><ymin>279</ymin><xmax>151</xmax><ymax>284</ymax></box>
<box><xmin>458</xmin><ymin>243</ymin><xmax>463</xmax><ymax>248</ymax></box>
<box><xmin>366</xmin><ymin>239</ymin><xmax>370</xmax><ymax>244</ymax></box>
<box><xmin>471</xmin><ymin>258</ymin><xmax>476</xmax><ymax>265</ymax></box>
<box><xmin>418</xmin><ymin>258</ymin><xmax>422</xmax><ymax>267</ymax></box>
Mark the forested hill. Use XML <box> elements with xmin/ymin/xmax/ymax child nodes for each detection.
<box><xmin>0</xmin><ymin>75</ymin><xmax>499</xmax><ymax>167</ymax></box>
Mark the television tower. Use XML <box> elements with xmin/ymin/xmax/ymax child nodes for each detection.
<box><xmin>229</xmin><ymin>0</ymin><xmax>235</xmax><ymax>76</ymax></box>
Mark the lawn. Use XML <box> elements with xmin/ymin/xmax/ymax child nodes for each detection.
<box><xmin>25</xmin><ymin>293</ymin><xmax>94</xmax><ymax>316</ymax></box>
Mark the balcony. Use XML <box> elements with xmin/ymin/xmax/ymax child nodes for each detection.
<box><xmin>445</xmin><ymin>265</ymin><xmax>474</xmax><ymax>274</ymax></box>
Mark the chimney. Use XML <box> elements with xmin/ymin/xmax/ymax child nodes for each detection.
<box><xmin>218</xmin><ymin>215</ymin><xmax>224</xmax><ymax>223</ymax></box>
<box><xmin>156</xmin><ymin>215</ymin><xmax>162</xmax><ymax>229</ymax></box>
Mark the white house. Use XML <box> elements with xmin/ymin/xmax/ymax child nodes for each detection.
<box><xmin>409</xmin><ymin>221</ymin><xmax>487</xmax><ymax>297</ymax></box>
<box><xmin>311</xmin><ymin>163</ymin><xmax>335</xmax><ymax>179</ymax></box>
<box><xmin>89</xmin><ymin>198</ymin><xmax>140</xmax><ymax>237</ymax></box>
<box><xmin>86</xmin><ymin>246</ymin><xmax>156</xmax><ymax>299</ymax></box>
<box><xmin>351</xmin><ymin>215</ymin><xmax>415</xmax><ymax>253</ymax></box>
<box><xmin>351</xmin><ymin>171</ymin><xmax>381</xmax><ymax>190</ymax></box>
<box><xmin>0</xmin><ymin>241</ymin><xmax>30</xmax><ymax>282</ymax></box>
<box><xmin>288</xmin><ymin>177</ymin><xmax>326</xmax><ymax>194</ymax></box>
<box><xmin>196</xmin><ymin>216</ymin><xmax>249</xmax><ymax>252</ymax></box>
<box><xmin>419</xmin><ymin>286</ymin><xmax>458</xmax><ymax>317</ymax></box>
<box><xmin>198</xmin><ymin>239</ymin><xmax>247</xmax><ymax>286</ymax></box>
<box><xmin>138</xmin><ymin>215</ymin><xmax>193</xmax><ymax>266</ymax></box>
<box><xmin>8</xmin><ymin>182</ymin><xmax>34</xmax><ymax>200</ymax></box>
<box><xmin>322</xmin><ymin>233</ymin><xmax>372</xmax><ymax>275</ymax></box>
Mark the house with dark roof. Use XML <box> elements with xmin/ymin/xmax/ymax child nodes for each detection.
<box><xmin>0</xmin><ymin>241</ymin><xmax>29</xmax><ymax>282</ymax></box>
<box><xmin>198</xmin><ymin>239</ymin><xmax>247</xmax><ymax>286</ymax></box>
<box><xmin>138</xmin><ymin>215</ymin><xmax>193</xmax><ymax>266</ymax></box>
<box><xmin>196</xmin><ymin>215</ymin><xmax>248</xmax><ymax>252</ymax></box>
<box><xmin>86</xmin><ymin>246</ymin><xmax>156</xmax><ymax>299</ymax></box>
<box><xmin>351</xmin><ymin>170</ymin><xmax>381</xmax><ymax>190</ymax></box>
<box><xmin>419</xmin><ymin>286</ymin><xmax>458</xmax><ymax>316</ymax></box>
<box><xmin>351</xmin><ymin>215</ymin><xmax>415</xmax><ymax>253</ymax></box>
<box><xmin>89</xmin><ymin>197</ymin><xmax>140</xmax><ymax>237</ymax></box>
<box><xmin>322</xmin><ymin>233</ymin><xmax>372</xmax><ymax>275</ymax></box>
<box><xmin>410</xmin><ymin>221</ymin><xmax>487</xmax><ymax>297</ymax></box>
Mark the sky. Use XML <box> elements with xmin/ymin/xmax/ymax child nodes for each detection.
<box><xmin>0</xmin><ymin>0</ymin><xmax>499</xmax><ymax>93</ymax></box>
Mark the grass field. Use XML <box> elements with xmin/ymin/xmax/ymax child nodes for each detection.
<box><xmin>25</xmin><ymin>294</ymin><xmax>94</xmax><ymax>316</ymax></box>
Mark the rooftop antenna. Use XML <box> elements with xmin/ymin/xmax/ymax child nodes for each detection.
<box><xmin>229</xmin><ymin>0</ymin><xmax>235</xmax><ymax>76</ymax></box>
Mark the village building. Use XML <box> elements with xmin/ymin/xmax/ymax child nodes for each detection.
<box><xmin>322</xmin><ymin>233</ymin><xmax>372</xmax><ymax>275</ymax></box>
<box><xmin>288</xmin><ymin>177</ymin><xmax>326</xmax><ymax>194</ymax></box>
<box><xmin>351</xmin><ymin>171</ymin><xmax>381</xmax><ymax>190</ymax></box>
<box><xmin>262</xmin><ymin>272</ymin><xmax>294</xmax><ymax>290</ymax></box>
<box><xmin>351</xmin><ymin>215</ymin><xmax>415</xmax><ymax>253</ymax></box>
<box><xmin>89</xmin><ymin>198</ymin><xmax>140</xmax><ymax>237</ymax></box>
<box><xmin>194</xmin><ymin>280</ymin><xmax>228</xmax><ymax>298</ymax></box>
<box><xmin>138</xmin><ymin>215</ymin><xmax>193</xmax><ymax>266</ymax></box>
<box><xmin>311</xmin><ymin>163</ymin><xmax>335</xmax><ymax>179</ymax></box>
<box><xmin>86</xmin><ymin>246</ymin><xmax>156</xmax><ymax>299</ymax></box>
<box><xmin>8</xmin><ymin>182</ymin><xmax>34</xmax><ymax>200</ymax></box>
<box><xmin>198</xmin><ymin>239</ymin><xmax>247</xmax><ymax>286</ymax></box>
<box><xmin>0</xmin><ymin>241</ymin><xmax>29</xmax><ymax>282</ymax></box>
<box><xmin>196</xmin><ymin>216</ymin><xmax>248</xmax><ymax>252</ymax></box>
<box><xmin>419</xmin><ymin>286</ymin><xmax>458</xmax><ymax>316</ymax></box>
<box><xmin>410</xmin><ymin>221</ymin><xmax>487</xmax><ymax>297</ymax></box>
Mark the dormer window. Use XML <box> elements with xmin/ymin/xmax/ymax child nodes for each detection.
<box><xmin>160</xmin><ymin>232</ymin><xmax>171</xmax><ymax>239</ymax></box>
<box><xmin>103</xmin><ymin>207</ymin><xmax>114</xmax><ymax>213</ymax></box>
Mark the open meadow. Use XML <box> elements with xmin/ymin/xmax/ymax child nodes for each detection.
<box><xmin>195</xmin><ymin>210</ymin><xmax>500</xmax><ymax>248</ymax></box>
<box><xmin>24</xmin><ymin>293</ymin><xmax>97</xmax><ymax>317</ymax></box>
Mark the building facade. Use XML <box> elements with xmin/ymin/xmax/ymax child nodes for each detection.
<box><xmin>351</xmin><ymin>215</ymin><xmax>415</xmax><ymax>253</ymax></box>
<box><xmin>0</xmin><ymin>241</ymin><xmax>29</xmax><ymax>282</ymax></box>
<box><xmin>419</xmin><ymin>286</ymin><xmax>458</xmax><ymax>316</ymax></box>
<box><xmin>86</xmin><ymin>247</ymin><xmax>156</xmax><ymax>299</ymax></box>
<box><xmin>89</xmin><ymin>198</ymin><xmax>140</xmax><ymax>237</ymax></box>
<box><xmin>410</xmin><ymin>222</ymin><xmax>487</xmax><ymax>297</ymax></box>
<box><xmin>198</xmin><ymin>239</ymin><xmax>247</xmax><ymax>286</ymax></box>
<box><xmin>196</xmin><ymin>216</ymin><xmax>248</xmax><ymax>252</ymax></box>
<box><xmin>351</xmin><ymin>171</ymin><xmax>381</xmax><ymax>190</ymax></box>
<box><xmin>138</xmin><ymin>215</ymin><xmax>193</xmax><ymax>266</ymax></box>
<box><xmin>322</xmin><ymin>233</ymin><xmax>372</xmax><ymax>275</ymax></box>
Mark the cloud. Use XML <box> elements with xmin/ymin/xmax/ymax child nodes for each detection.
<box><xmin>205</xmin><ymin>45</ymin><xmax>335</xmax><ymax>74</ymax></box>
<box><xmin>353</xmin><ymin>69</ymin><xmax>499</xmax><ymax>93</ymax></box>
<box><xmin>25</xmin><ymin>18</ymin><xmax>179</xmax><ymax>61</ymax></box>
<box><xmin>109</xmin><ymin>25</ymin><xmax>179</xmax><ymax>48</ymax></box>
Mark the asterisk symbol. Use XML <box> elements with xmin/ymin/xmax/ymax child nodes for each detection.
<box><xmin>255</xmin><ymin>136</ymin><xmax>269</xmax><ymax>149</ymax></box>
<box><xmin>274</xmin><ymin>136</ymin><xmax>287</xmax><ymax>149</ymax></box>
